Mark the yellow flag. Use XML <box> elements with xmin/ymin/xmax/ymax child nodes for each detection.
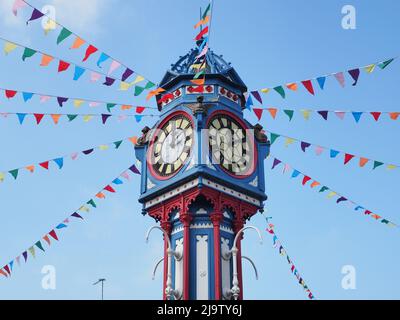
<box><xmin>79</xmin><ymin>206</ymin><xmax>90</xmax><ymax>213</ymax></box>
<box><xmin>261</xmin><ymin>88</ymin><xmax>270</xmax><ymax>94</ymax></box>
<box><xmin>364</xmin><ymin>64</ymin><xmax>376</xmax><ymax>73</ymax></box>
<box><xmin>327</xmin><ymin>192</ymin><xmax>337</xmax><ymax>199</ymax></box>
<box><xmin>119</xmin><ymin>81</ymin><xmax>132</xmax><ymax>91</ymax></box>
<box><xmin>131</xmin><ymin>75</ymin><xmax>145</xmax><ymax>85</ymax></box>
<box><xmin>44</xmin><ymin>20</ymin><xmax>57</xmax><ymax>35</ymax></box>
<box><xmin>0</xmin><ymin>172</ymin><xmax>4</xmax><ymax>182</ymax></box>
<box><xmin>28</xmin><ymin>246</ymin><xmax>36</xmax><ymax>259</ymax></box>
<box><xmin>301</xmin><ymin>109</ymin><xmax>311</xmax><ymax>120</ymax></box>
<box><xmin>4</xmin><ymin>42</ymin><xmax>18</xmax><ymax>55</ymax></box>
<box><xmin>99</xmin><ymin>145</ymin><xmax>109</xmax><ymax>151</ymax></box>
<box><xmin>83</xmin><ymin>115</ymin><xmax>93</xmax><ymax>122</ymax></box>
<box><xmin>387</xmin><ymin>164</ymin><xmax>396</xmax><ymax>170</ymax></box>
<box><xmin>74</xmin><ymin>99</ymin><xmax>84</xmax><ymax>108</ymax></box>
<box><xmin>284</xmin><ymin>138</ymin><xmax>295</xmax><ymax>147</ymax></box>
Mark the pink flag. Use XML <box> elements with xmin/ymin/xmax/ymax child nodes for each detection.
<box><xmin>334</xmin><ymin>111</ymin><xmax>346</xmax><ymax>120</ymax></box>
<box><xmin>90</xmin><ymin>72</ymin><xmax>101</xmax><ymax>82</ymax></box>
<box><xmin>121</xmin><ymin>171</ymin><xmax>131</xmax><ymax>180</ymax></box>
<box><xmin>71</xmin><ymin>153</ymin><xmax>79</xmax><ymax>160</ymax></box>
<box><xmin>196</xmin><ymin>44</ymin><xmax>209</xmax><ymax>60</ymax></box>
<box><xmin>334</xmin><ymin>72</ymin><xmax>345</xmax><ymax>88</ymax></box>
<box><xmin>89</xmin><ymin>102</ymin><xmax>100</xmax><ymax>107</ymax></box>
<box><xmin>12</xmin><ymin>0</ymin><xmax>27</xmax><ymax>16</ymax></box>
<box><xmin>118</xmin><ymin>115</ymin><xmax>128</xmax><ymax>122</ymax></box>
<box><xmin>40</xmin><ymin>95</ymin><xmax>51</xmax><ymax>103</ymax></box>
<box><xmin>108</xmin><ymin>60</ymin><xmax>121</xmax><ymax>75</ymax></box>
<box><xmin>315</xmin><ymin>146</ymin><xmax>324</xmax><ymax>156</ymax></box>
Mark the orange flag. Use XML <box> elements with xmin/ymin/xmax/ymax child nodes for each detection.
<box><xmin>40</xmin><ymin>54</ymin><xmax>54</xmax><ymax>67</ymax></box>
<box><xmin>286</xmin><ymin>83</ymin><xmax>298</xmax><ymax>91</ymax></box>
<box><xmin>267</xmin><ymin>108</ymin><xmax>278</xmax><ymax>119</ymax></box>
<box><xmin>310</xmin><ymin>181</ymin><xmax>321</xmax><ymax>188</ymax></box>
<box><xmin>129</xmin><ymin>136</ymin><xmax>138</xmax><ymax>145</ymax></box>
<box><xmin>51</xmin><ymin>114</ymin><xmax>62</xmax><ymax>125</ymax></box>
<box><xmin>96</xmin><ymin>192</ymin><xmax>106</xmax><ymax>199</ymax></box>
<box><xmin>146</xmin><ymin>88</ymin><xmax>166</xmax><ymax>101</ymax></box>
<box><xmin>359</xmin><ymin>158</ymin><xmax>369</xmax><ymax>167</ymax></box>
<box><xmin>389</xmin><ymin>112</ymin><xmax>400</xmax><ymax>120</ymax></box>
<box><xmin>71</xmin><ymin>37</ymin><xmax>85</xmax><ymax>49</ymax></box>
<box><xmin>26</xmin><ymin>165</ymin><xmax>35</xmax><ymax>173</ymax></box>
<box><xmin>194</xmin><ymin>15</ymin><xmax>210</xmax><ymax>29</ymax></box>
<box><xmin>190</xmin><ymin>78</ymin><xmax>205</xmax><ymax>86</ymax></box>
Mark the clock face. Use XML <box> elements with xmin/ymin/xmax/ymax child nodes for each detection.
<box><xmin>208</xmin><ymin>114</ymin><xmax>255</xmax><ymax>177</ymax></box>
<box><xmin>149</xmin><ymin>113</ymin><xmax>194</xmax><ymax>179</ymax></box>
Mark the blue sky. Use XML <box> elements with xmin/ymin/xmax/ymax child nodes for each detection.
<box><xmin>0</xmin><ymin>0</ymin><xmax>399</xmax><ymax>300</ymax></box>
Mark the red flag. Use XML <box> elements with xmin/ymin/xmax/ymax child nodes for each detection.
<box><xmin>49</xmin><ymin>230</ymin><xmax>59</xmax><ymax>241</ymax></box>
<box><xmin>370</xmin><ymin>112</ymin><xmax>382</xmax><ymax>121</ymax></box>
<box><xmin>82</xmin><ymin>45</ymin><xmax>98</xmax><ymax>62</ymax></box>
<box><xmin>34</xmin><ymin>114</ymin><xmax>44</xmax><ymax>125</ymax></box>
<box><xmin>104</xmin><ymin>185</ymin><xmax>116</xmax><ymax>193</ymax></box>
<box><xmin>344</xmin><ymin>154</ymin><xmax>355</xmax><ymax>165</ymax></box>
<box><xmin>302</xmin><ymin>176</ymin><xmax>312</xmax><ymax>185</ymax></box>
<box><xmin>5</xmin><ymin>90</ymin><xmax>17</xmax><ymax>99</ymax></box>
<box><xmin>4</xmin><ymin>265</ymin><xmax>11</xmax><ymax>276</ymax></box>
<box><xmin>301</xmin><ymin>80</ymin><xmax>315</xmax><ymax>95</ymax></box>
<box><xmin>58</xmin><ymin>60</ymin><xmax>70</xmax><ymax>73</ymax></box>
<box><xmin>194</xmin><ymin>26</ymin><xmax>209</xmax><ymax>41</ymax></box>
<box><xmin>253</xmin><ymin>108</ymin><xmax>264</xmax><ymax>121</ymax></box>
<box><xmin>39</xmin><ymin>161</ymin><xmax>49</xmax><ymax>170</ymax></box>
<box><xmin>136</xmin><ymin>106</ymin><xmax>146</xmax><ymax>114</ymax></box>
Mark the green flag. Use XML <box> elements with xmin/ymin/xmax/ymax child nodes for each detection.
<box><xmin>373</xmin><ymin>161</ymin><xmax>384</xmax><ymax>170</ymax></box>
<box><xmin>22</xmin><ymin>48</ymin><xmax>37</xmax><ymax>61</ymax></box>
<box><xmin>284</xmin><ymin>110</ymin><xmax>294</xmax><ymax>121</ymax></box>
<box><xmin>378</xmin><ymin>58</ymin><xmax>394</xmax><ymax>70</ymax></box>
<box><xmin>57</xmin><ymin>28</ymin><xmax>72</xmax><ymax>45</ymax></box>
<box><xmin>67</xmin><ymin>114</ymin><xmax>78</xmax><ymax>122</ymax></box>
<box><xmin>107</xmin><ymin>103</ymin><xmax>117</xmax><ymax>113</ymax></box>
<box><xmin>114</xmin><ymin>141</ymin><xmax>123</xmax><ymax>149</ymax></box>
<box><xmin>273</xmin><ymin>86</ymin><xmax>286</xmax><ymax>99</ymax></box>
<box><xmin>9</xmin><ymin>169</ymin><xmax>19</xmax><ymax>180</ymax></box>
<box><xmin>145</xmin><ymin>81</ymin><xmax>156</xmax><ymax>90</ymax></box>
<box><xmin>270</xmin><ymin>133</ymin><xmax>280</xmax><ymax>145</ymax></box>
<box><xmin>134</xmin><ymin>86</ymin><xmax>145</xmax><ymax>96</ymax></box>
<box><xmin>319</xmin><ymin>186</ymin><xmax>329</xmax><ymax>193</ymax></box>
<box><xmin>87</xmin><ymin>199</ymin><xmax>97</xmax><ymax>208</ymax></box>
<box><xmin>35</xmin><ymin>241</ymin><xmax>45</xmax><ymax>252</ymax></box>
<box><xmin>202</xmin><ymin>4</ymin><xmax>211</xmax><ymax>19</ymax></box>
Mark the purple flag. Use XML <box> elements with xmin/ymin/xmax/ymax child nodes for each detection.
<box><xmin>129</xmin><ymin>164</ymin><xmax>141</xmax><ymax>175</ymax></box>
<box><xmin>71</xmin><ymin>212</ymin><xmax>83</xmax><ymax>220</ymax></box>
<box><xmin>102</xmin><ymin>114</ymin><xmax>112</xmax><ymax>124</ymax></box>
<box><xmin>317</xmin><ymin>110</ymin><xmax>329</xmax><ymax>120</ymax></box>
<box><xmin>300</xmin><ymin>142</ymin><xmax>311</xmax><ymax>152</ymax></box>
<box><xmin>27</xmin><ymin>8</ymin><xmax>44</xmax><ymax>24</ymax></box>
<box><xmin>348</xmin><ymin>69</ymin><xmax>360</xmax><ymax>86</ymax></box>
<box><xmin>122</xmin><ymin>68</ymin><xmax>134</xmax><ymax>82</ymax></box>
<box><xmin>83</xmin><ymin>149</ymin><xmax>94</xmax><ymax>155</ymax></box>
<box><xmin>103</xmin><ymin>77</ymin><xmax>116</xmax><ymax>86</ymax></box>
<box><xmin>272</xmin><ymin>158</ymin><xmax>281</xmax><ymax>170</ymax></box>
<box><xmin>57</xmin><ymin>97</ymin><xmax>69</xmax><ymax>107</ymax></box>
<box><xmin>337</xmin><ymin>197</ymin><xmax>348</xmax><ymax>204</ymax></box>
<box><xmin>251</xmin><ymin>91</ymin><xmax>263</xmax><ymax>104</ymax></box>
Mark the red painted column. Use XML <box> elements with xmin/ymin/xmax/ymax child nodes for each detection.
<box><xmin>210</xmin><ymin>212</ymin><xmax>224</xmax><ymax>300</ymax></box>
<box><xmin>180</xmin><ymin>213</ymin><xmax>192</xmax><ymax>300</ymax></box>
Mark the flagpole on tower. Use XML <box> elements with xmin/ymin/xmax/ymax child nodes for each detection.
<box><xmin>93</xmin><ymin>278</ymin><xmax>106</xmax><ymax>300</ymax></box>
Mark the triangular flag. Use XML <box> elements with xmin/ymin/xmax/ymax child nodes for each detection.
<box><xmin>53</xmin><ymin>158</ymin><xmax>64</xmax><ymax>169</ymax></box>
<box><xmin>102</xmin><ymin>114</ymin><xmax>112</xmax><ymax>124</ymax></box>
<box><xmin>291</xmin><ymin>170</ymin><xmax>301</xmax><ymax>178</ymax></box>
<box><xmin>27</xmin><ymin>9</ymin><xmax>44</xmax><ymax>24</ymax></box>
<box><xmin>108</xmin><ymin>60</ymin><xmax>121</xmax><ymax>75</ymax></box>
<box><xmin>70</xmin><ymin>37</ymin><xmax>85</xmax><ymax>49</ymax></box>
<box><xmin>119</xmin><ymin>81</ymin><xmax>132</xmax><ymax>91</ymax></box>
<box><xmin>22</xmin><ymin>47</ymin><xmax>36</xmax><ymax>61</ymax></box>
<box><xmin>302</xmin><ymin>176</ymin><xmax>312</xmax><ymax>186</ymax></box>
<box><xmin>103</xmin><ymin>77</ymin><xmax>116</xmax><ymax>86</ymax></box>
<box><xmin>106</xmin><ymin>103</ymin><xmax>117</xmax><ymax>113</ymax></box>
<box><xmin>129</xmin><ymin>165</ymin><xmax>141</xmax><ymax>175</ymax></box>
<box><xmin>122</xmin><ymin>68</ymin><xmax>134</xmax><ymax>81</ymax></box>
<box><xmin>373</xmin><ymin>161</ymin><xmax>384</xmax><ymax>170</ymax></box>
<box><xmin>4</xmin><ymin>41</ymin><xmax>18</xmax><ymax>55</ymax></box>
<box><xmin>136</xmin><ymin>106</ymin><xmax>146</xmax><ymax>114</ymax></box>
<box><xmin>344</xmin><ymin>154</ymin><xmax>355</xmax><ymax>165</ymax></box>
<box><xmin>271</xmin><ymin>158</ymin><xmax>281</xmax><ymax>170</ymax></box>
<box><xmin>301</xmin><ymin>80</ymin><xmax>315</xmax><ymax>95</ymax></box>
<box><xmin>35</xmin><ymin>241</ymin><xmax>45</xmax><ymax>252</ymax></box>
<box><xmin>301</xmin><ymin>110</ymin><xmax>311</xmax><ymax>120</ymax></box>
<box><xmin>315</xmin><ymin>146</ymin><xmax>324</xmax><ymax>156</ymax></box>
<box><xmin>286</xmin><ymin>83</ymin><xmax>298</xmax><ymax>91</ymax></box>
<box><xmin>270</xmin><ymin>133</ymin><xmax>280</xmax><ymax>145</ymax></box>
<box><xmin>114</xmin><ymin>141</ymin><xmax>123</xmax><ymax>149</ymax></box>
<box><xmin>364</xmin><ymin>64</ymin><xmax>376</xmax><ymax>73</ymax></box>
<box><xmin>348</xmin><ymin>69</ymin><xmax>360</xmax><ymax>86</ymax></box>
<box><xmin>57</xmin><ymin>97</ymin><xmax>68</xmax><ymax>107</ymax></box>
<box><xmin>57</xmin><ymin>28</ymin><xmax>72</xmax><ymax>45</ymax></box>
<box><xmin>83</xmin><ymin>45</ymin><xmax>98</xmax><ymax>62</ymax></box>
<box><xmin>51</xmin><ymin>114</ymin><xmax>62</xmax><ymax>125</ymax></box>
<box><xmin>378</xmin><ymin>59</ymin><xmax>394</xmax><ymax>70</ymax></box>
<box><xmin>28</xmin><ymin>246</ymin><xmax>36</xmax><ymax>258</ymax></box>
<box><xmin>71</xmin><ymin>212</ymin><xmax>83</xmax><ymax>219</ymax></box>
<box><xmin>67</xmin><ymin>114</ymin><xmax>78</xmax><ymax>122</ymax></box>
<box><xmin>267</xmin><ymin>108</ymin><xmax>278</xmax><ymax>119</ymax></box>
<box><xmin>58</xmin><ymin>60</ymin><xmax>70</xmax><ymax>73</ymax></box>
<box><xmin>49</xmin><ymin>230</ymin><xmax>58</xmax><ymax>241</ymax></box>
<box><xmin>253</xmin><ymin>108</ymin><xmax>263</xmax><ymax>121</ymax></box>
<box><xmin>370</xmin><ymin>112</ymin><xmax>382</xmax><ymax>121</ymax></box>
<box><xmin>96</xmin><ymin>53</ymin><xmax>109</xmax><ymax>67</ymax></box>
<box><xmin>245</xmin><ymin>94</ymin><xmax>254</xmax><ymax>110</ymax></box>
<box><xmin>330</xmin><ymin>150</ymin><xmax>340</xmax><ymax>158</ymax></box>
<box><xmin>273</xmin><ymin>86</ymin><xmax>286</xmax><ymax>99</ymax></box>
<box><xmin>17</xmin><ymin>113</ymin><xmax>27</xmax><ymax>124</ymax></box>
<box><xmin>310</xmin><ymin>181</ymin><xmax>321</xmax><ymax>188</ymax></box>
<box><xmin>334</xmin><ymin>72</ymin><xmax>345</xmax><ymax>88</ymax></box>
<box><xmin>335</xmin><ymin>111</ymin><xmax>345</xmax><ymax>120</ymax></box>
<box><xmin>87</xmin><ymin>199</ymin><xmax>97</xmax><ymax>208</ymax></box>
<box><xmin>284</xmin><ymin>138</ymin><xmax>295</xmax><ymax>147</ymax></box>
<box><xmin>12</xmin><ymin>0</ymin><xmax>27</xmax><ymax>16</ymax></box>
<box><xmin>34</xmin><ymin>114</ymin><xmax>44</xmax><ymax>124</ymax></box>
<box><xmin>90</xmin><ymin>72</ymin><xmax>101</xmax><ymax>82</ymax></box>
<box><xmin>352</xmin><ymin>112</ymin><xmax>363</xmax><ymax>123</ymax></box>
<box><xmin>316</xmin><ymin>77</ymin><xmax>326</xmax><ymax>90</ymax></box>
<box><xmin>40</xmin><ymin>54</ymin><xmax>54</xmax><ymax>66</ymax></box>
<box><xmin>96</xmin><ymin>192</ymin><xmax>106</xmax><ymax>199</ymax></box>
<box><xmin>317</xmin><ymin>111</ymin><xmax>328</xmax><ymax>120</ymax></box>
<box><xmin>300</xmin><ymin>142</ymin><xmax>311</xmax><ymax>152</ymax></box>
<box><xmin>73</xmin><ymin>66</ymin><xmax>86</xmax><ymax>81</ymax></box>
<box><xmin>251</xmin><ymin>91</ymin><xmax>263</xmax><ymax>104</ymax></box>
<box><xmin>146</xmin><ymin>88</ymin><xmax>166</xmax><ymax>101</ymax></box>
<box><xmin>389</xmin><ymin>112</ymin><xmax>400</xmax><ymax>120</ymax></box>
<box><xmin>104</xmin><ymin>185</ymin><xmax>116</xmax><ymax>193</ymax></box>
<box><xmin>359</xmin><ymin>158</ymin><xmax>369</xmax><ymax>167</ymax></box>
<box><xmin>39</xmin><ymin>161</ymin><xmax>49</xmax><ymax>170</ymax></box>
<box><xmin>9</xmin><ymin>169</ymin><xmax>19</xmax><ymax>180</ymax></box>
<box><xmin>284</xmin><ymin>110</ymin><xmax>294</xmax><ymax>121</ymax></box>
<box><xmin>22</xmin><ymin>92</ymin><xmax>34</xmax><ymax>102</ymax></box>
<box><xmin>26</xmin><ymin>165</ymin><xmax>35</xmax><ymax>173</ymax></box>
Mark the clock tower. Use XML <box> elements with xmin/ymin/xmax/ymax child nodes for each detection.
<box><xmin>135</xmin><ymin>46</ymin><xmax>270</xmax><ymax>300</ymax></box>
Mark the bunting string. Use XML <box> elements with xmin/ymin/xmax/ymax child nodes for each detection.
<box><xmin>262</xmin><ymin>213</ymin><xmax>315</xmax><ymax>300</ymax></box>
<box><xmin>251</xmin><ymin>106</ymin><xmax>400</xmax><ymax>123</ymax></box>
<box><xmin>0</xmin><ymin>164</ymin><xmax>141</xmax><ymax>279</ymax></box>
<box><xmin>266</xmin><ymin>130</ymin><xmax>398</xmax><ymax>171</ymax></box>
<box><xmin>11</xmin><ymin>0</ymin><xmax>158</xmax><ymax>89</ymax></box>
<box><xmin>247</xmin><ymin>56</ymin><xmax>397</xmax><ymax>101</ymax></box>
<box><xmin>0</xmin><ymin>135</ymin><xmax>139</xmax><ymax>184</ymax></box>
<box><xmin>0</xmin><ymin>86</ymin><xmax>157</xmax><ymax>113</ymax></box>
<box><xmin>269</xmin><ymin>155</ymin><xmax>398</xmax><ymax>229</ymax></box>
<box><xmin>0</xmin><ymin>112</ymin><xmax>157</xmax><ymax>125</ymax></box>
<box><xmin>1</xmin><ymin>37</ymin><xmax>156</xmax><ymax>95</ymax></box>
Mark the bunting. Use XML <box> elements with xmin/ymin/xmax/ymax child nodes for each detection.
<box><xmin>263</xmin><ymin>214</ymin><xmax>315</xmax><ymax>300</ymax></box>
<box><xmin>266</xmin><ymin>130</ymin><xmax>398</xmax><ymax>171</ymax></box>
<box><xmin>0</xmin><ymin>164</ymin><xmax>141</xmax><ymax>278</ymax></box>
<box><xmin>251</xmin><ymin>106</ymin><xmax>400</xmax><ymax>123</ymax></box>
<box><xmin>0</xmin><ymin>112</ymin><xmax>157</xmax><ymax>125</ymax></box>
<box><xmin>249</xmin><ymin>57</ymin><xmax>397</xmax><ymax>99</ymax></box>
<box><xmin>1</xmin><ymin>38</ymin><xmax>155</xmax><ymax>96</ymax></box>
<box><xmin>10</xmin><ymin>0</ymin><xmax>158</xmax><ymax>92</ymax></box>
<box><xmin>269</xmin><ymin>157</ymin><xmax>398</xmax><ymax>229</ymax></box>
<box><xmin>0</xmin><ymin>87</ymin><xmax>157</xmax><ymax>113</ymax></box>
<box><xmin>0</xmin><ymin>135</ymin><xmax>138</xmax><ymax>184</ymax></box>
